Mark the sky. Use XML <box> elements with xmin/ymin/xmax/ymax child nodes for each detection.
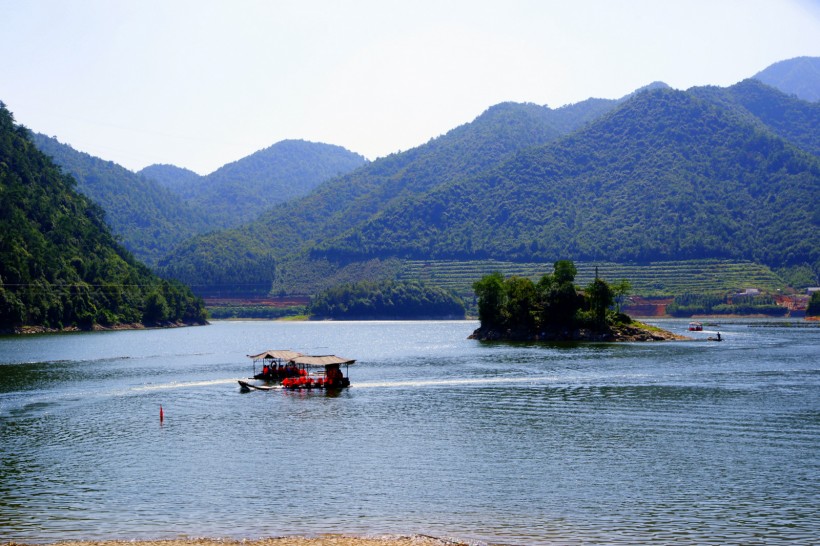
<box><xmin>1</xmin><ymin>0</ymin><xmax>818</xmax><ymax>175</ymax></box>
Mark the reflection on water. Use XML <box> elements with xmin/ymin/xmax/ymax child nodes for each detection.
<box><xmin>1</xmin><ymin>320</ymin><xmax>818</xmax><ymax>545</ymax></box>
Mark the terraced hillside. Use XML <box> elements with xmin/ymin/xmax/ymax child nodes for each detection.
<box><xmin>395</xmin><ymin>259</ymin><xmax>787</xmax><ymax>300</ymax></box>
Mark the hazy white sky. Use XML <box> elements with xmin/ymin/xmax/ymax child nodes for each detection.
<box><xmin>2</xmin><ymin>0</ymin><xmax>818</xmax><ymax>174</ymax></box>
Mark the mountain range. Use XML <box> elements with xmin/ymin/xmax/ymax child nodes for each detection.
<box><xmin>139</xmin><ymin>139</ymin><xmax>367</xmax><ymax>228</ymax></box>
<box><xmin>32</xmin><ymin>135</ymin><xmax>366</xmax><ymax>266</ymax></box>
<box><xmin>19</xmin><ymin>56</ymin><xmax>820</xmax><ymax>303</ymax></box>
<box><xmin>753</xmin><ymin>56</ymin><xmax>820</xmax><ymax>103</ymax></box>
<box><xmin>157</xmin><ymin>84</ymin><xmax>683</xmax><ymax>289</ymax></box>
<box><xmin>157</xmin><ymin>61</ymin><xmax>820</xmax><ymax>296</ymax></box>
<box><xmin>316</xmin><ymin>82</ymin><xmax>818</xmax><ymax>265</ymax></box>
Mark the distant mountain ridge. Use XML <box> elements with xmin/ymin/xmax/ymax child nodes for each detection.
<box><xmin>32</xmin><ymin>136</ymin><xmax>367</xmax><ymax>265</ymax></box>
<box><xmin>158</xmin><ymin>76</ymin><xmax>820</xmax><ymax>296</ymax></box>
<box><xmin>31</xmin><ymin>133</ymin><xmax>210</xmax><ymax>267</ymax></box>
<box><xmin>157</xmin><ymin>96</ymin><xmax>592</xmax><ymax>288</ymax></box>
<box><xmin>138</xmin><ymin>163</ymin><xmax>201</xmax><ymax>194</ymax></box>
<box><xmin>141</xmin><ymin>139</ymin><xmax>368</xmax><ymax>229</ymax></box>
<box><xmin>318</xmin><ymin>85</ymin><xmax>818</xmax><ymax>267</ymax></box>
<box><xmin>18</xmin><ymin>56</ymin><xmax>820</xmax><ymax>300</ymax></box>
<box><xmin>159</xmin><ymin>81</ymin><xmax>689</xmax><ymax>289</ymax></box>
<box><xmin>690</xmin><ymin>79</ymin><xmax>820</xmax><ymax>157</ymax></box>
<box><xmin>753</xmin><ymin>56</ymin><xmax>820</xmax><ymax>102</ymax></box>
<box><xmin>547</xmin><ymin>81</ymin><xmax>670</xmax><ymax>133</ymax></box>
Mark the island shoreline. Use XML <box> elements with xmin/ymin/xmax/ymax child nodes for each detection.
<box><xmin>469</xmin><ymin>320</ymin><xmax>690</xmax><ymax>342</ymax></box>
<box><xmin>2</xmin><ymin>320</ymin><xmax>209</xmax><ymax>336</ymax></box>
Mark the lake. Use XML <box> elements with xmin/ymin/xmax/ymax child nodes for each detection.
<box><xmin>1</xmin><ymin>319</ymin><xmax>818</xmax><ymax>545</ymax></box>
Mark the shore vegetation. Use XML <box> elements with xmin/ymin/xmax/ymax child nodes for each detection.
<box><xmin>308</xmin><ymin>279</ymin><xmax>465</xmax><ymax>320</ymax></box>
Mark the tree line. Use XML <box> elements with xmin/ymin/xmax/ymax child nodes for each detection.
<box><xmin>308</xmin><ymin>279</ymin><xmax>465</xmax><ymax>319</ymax></box>
<box><xmin>666</xmin><ymin>293</ymin><xmax>788</xmax><ymax>316</ymax></box>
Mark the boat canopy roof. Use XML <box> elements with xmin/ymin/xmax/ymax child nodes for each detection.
<box><xmin>291</xmin><ymin>355</ymin><xmax>356</xmax><ymax>367</ymax></box>
<box><xmin>248</xmin><ymin>350</ymin><xmax>304</xmax><ymax>361</ymax></box>
<box><xmin>248</xmin><ymin>350</ymin><xmax>354</xmax><ymax>367</ymax></box>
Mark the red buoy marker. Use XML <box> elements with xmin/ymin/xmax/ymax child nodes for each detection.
<box><xmin>160</xmin><ymin>405</ymin><xmax>164</xmax><ymax>424</ymax></box>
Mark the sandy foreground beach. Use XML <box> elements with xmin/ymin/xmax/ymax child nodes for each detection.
<box><xmin>2</xmin><ymin>536</ymin><xmax>477</xmax><ymax>546</ymax></box>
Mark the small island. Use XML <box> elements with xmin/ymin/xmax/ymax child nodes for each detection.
<box><xmin>469</xmin><ymin>260</ymin><xmax>686</xmax><ymax>342</ymax></box>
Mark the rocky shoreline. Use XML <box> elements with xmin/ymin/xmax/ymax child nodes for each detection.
<box><xmin>469</xmin><ymin>321</ymin><xmax>689</xmax><ymax>342</ymax></box>
<box><xmin>2</xmin><ymin>320</ymin><xmax>208</xmax><ymax>336</ymax></box>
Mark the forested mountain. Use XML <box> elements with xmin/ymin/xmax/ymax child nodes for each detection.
<box><xmin>159</xmin><ymin>81</ymin><xmax>820</xmax><ymax>296</ymax></box>
<box><xmin>158</xmin><ymin>98</ymin><xmax>613</xmax><ymax>289</ymax></box>
<box><xmin>320</xmin><ymin>87</ymin><xmax>819</xmax><ymax>268</ymax></box>
<box><xmin>33</xmin><ymin>136</ymin><xmax>367</xmax><ymax>265</ymax></box>
<box><xmin>0</xmin><ymin>103</ymin><xmax>207</xmax><ymax>331</ymax></box>
<box><xmin>691</xmin><ymin>79</ymin><xmax>820</xmax><ymax>156</ymax></box>
<box><xmin>148</xmin><ymin>140</ymin><xmax>368</xmax><ymax>229</ymax></box>
<box><xmin>546</xmin><ymin>82</ymin><xmax>669</xmax><ymax>133</ymax></box>
<box><xmin>753</xmin><ymin>56</ymin><xmax>820</xmax><ymax>102</ymax></box>
<box><xmin>138</xmin><ymin>163</ymin><xmax>201</xmax><ymax>194</ymax></box>
<box><xmin>31</xmin><ymin>134</ymin><xmax>210</xmax><ymax>267</ymax></box>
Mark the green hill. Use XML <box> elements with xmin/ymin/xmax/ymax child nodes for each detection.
<box><xmin>137</xmin><ymin>163</ymin><xmax>201</xmax><ymax>194</ymax></box>
<box><xmin>0</xmin><ymin>103</ymin><xmax>207</xmax><ymax>331</ymax></box>
<box><xmin>158</xmin><ymin>82</ymin><xmax>820</xmax><ymax>297</ymax></box>
<box><xmin>753</xmin><ymin>56</ymin><xmax>820</xmax><ymax>103</ymax></box>
<box><xmin>33</xmin><ymin>137</ymin><xmax>368</xmax><ymax>266</ymax></box>
<box><xmin>309</xmin><ymin>279</ymin><xmax>465</xmax><ymax>320</ymax></box>
<box><xmin>318</xmin><ymin>87</ymin><xmax>819</xmax><ymax>266</ymax></box>
<box><xmin>155</xmin><ymin>139</ymin><xmax>368</xmax><ymax>229</ymax></box>
<box><xmin>31</xmin><ymin>134</ymin><xmax>211</xmax><ymax>267</ymax></box>
<box><xmin>691</xmin><ymin>79</ymin><xmax>820</xmax><ymax>157</ymax></box>
<box><xmin>158</xmin><ymin>100</ymin><xmax>573</xmax><ymax>291</ymax></box>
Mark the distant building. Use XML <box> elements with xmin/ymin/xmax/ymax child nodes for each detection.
<box><xmin>807</xmin><ymin>287</ymin><xmax>820</xmax><ymax>295</ymax></box>
<box><xmin>736</xmin><ymin>288</ymin><xmax>761</xmax><ymax>297</ymax></box>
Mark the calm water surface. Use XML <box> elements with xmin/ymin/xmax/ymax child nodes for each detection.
<box><xmin>0</xmin><ymin>320</ymin><xmax>818</xmax><ymax>545</ymax></box>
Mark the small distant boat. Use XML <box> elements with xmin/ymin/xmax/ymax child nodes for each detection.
<box><xmin>689</xmin><ymin>321</ymin><xmax>703</xmax><ymax>331</ymax></box>
<box><xmin>707</xmin><ymin>332</ymin><xmax>724</xmax><ymax>342</ymax></box>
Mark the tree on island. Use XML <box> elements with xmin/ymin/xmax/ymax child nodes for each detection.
<box><xmin>584</xmin><ymin>276</ymin><xmax>615</xmax><ymax>327</ymax></box>
<box><xmin>808</xmin><ymin>291</ymin><xmax>820</xmax><ymax>317</ymax></box>
<box><xmin>471</xmin><ymin>261</ymin><xmax>678</xmax><ymax>341</ymax></box>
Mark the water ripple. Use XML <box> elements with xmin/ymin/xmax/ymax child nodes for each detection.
<box><xmin>1</xmin><ymin>320</ymin><xmax>818</xmax><ymax>544</ymax></box>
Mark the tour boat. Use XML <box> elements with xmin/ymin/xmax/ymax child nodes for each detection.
<box><xmin>239</xmin><ymin>350</ymin><xmax>354</xmax><ymax>391</ymax></box>
<box><xmin>688</xmin><ymin>321</ymin><xmax>703</xmax><ymax>331</ymax></box>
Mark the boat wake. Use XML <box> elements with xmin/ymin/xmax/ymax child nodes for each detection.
<box><xmin>355</xmin><ymin>375</ymin><xmax>554</xmax><ymax>389</ymax></box>
<box><xmin>131</xmin><ymin>378</ymin><xmax>241</xmax><ymax>392</ymax></box>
